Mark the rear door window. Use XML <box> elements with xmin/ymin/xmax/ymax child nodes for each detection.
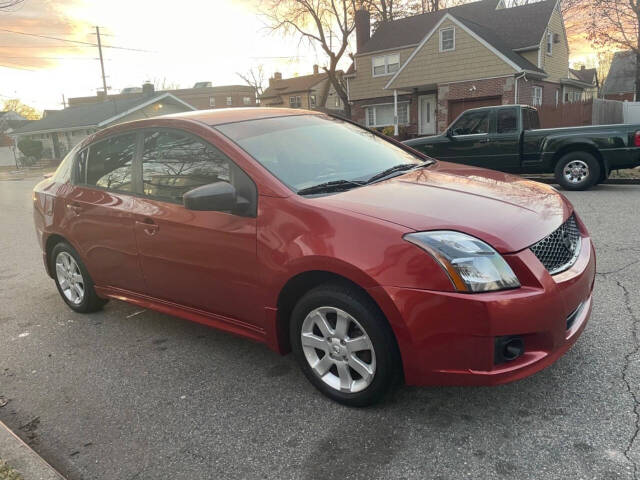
<box><xmin>451</xmin><ymin>110</ymin><xmax>490</xmax><ymax>135</ymax></box>
<box><xmin>496</xmin><ymin>108</ymin><xmax>519</xmax><ymax>134</ymax></box>
<box><xmin>84</xmin><ymin>133</ymin><xmax>137</xmax><ymax>192</ymax></box>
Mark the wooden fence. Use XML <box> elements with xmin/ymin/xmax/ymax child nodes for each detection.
<box><xmin>537</xmin><ymin>100</ymin><xmax>593</xmax><ymax>128</ymax></box>
<box><xmin>537</xmin><ymin>99</ymin><xmax>624</xmax><ymax>128</ymax></box>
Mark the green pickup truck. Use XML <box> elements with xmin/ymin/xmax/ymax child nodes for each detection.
<box><xmin>403</xmin><ymin>104</ymin><xmax>640</xmax><ymax>190</ymax></box>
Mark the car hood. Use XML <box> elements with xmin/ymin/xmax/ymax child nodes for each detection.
<box><xmin>315</xmin><ymin>162</ymin><xmax>572</xmax><ymax>253</ymax></box>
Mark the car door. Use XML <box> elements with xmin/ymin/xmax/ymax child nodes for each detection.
<box><xmin>64</xmin><ymin>132</ymin><xmax>146</xmax><ymax>292</ymax></box>
<box><xmin>486</xmin><ymin>106</ymin><xmax>522</xmax><ymax>172</ymax></box>
<box><xmin>131</xmin><ymin>128</ymin><xmax>262</xmax><ymax>327</ymax></box>
<box><xmin>433</xmin><ymin>108</ymin><xmax>495</xmax><ymax>167</ymax></box>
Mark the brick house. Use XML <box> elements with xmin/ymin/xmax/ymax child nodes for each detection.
<box><xmin>68</xmin><ymin>82</ymin><xmax>257</xmax><ymax>110</ymax></box>
<box><xmin>260</xmin><ymin>65</ymin><xmax>345</xmax><ymax>112</ymax></box>
<box><xmin>345</xmin><ymin>0</ymin><xmax>594</xmax><ymax>136</ymax></box>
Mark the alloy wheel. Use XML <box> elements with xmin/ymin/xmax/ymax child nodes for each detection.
<box><xmin>300</xmin><ymin>306</ymin><xmax>376</xmax><ymax>393</ymax></box>
<box><xmin>55</xmin><ymin>252</ymin><xmax>85</xmax><ymax>305</ymax></box>
<box><xmin>563</xmin><ymin>160</ymin><xmax>590</xmax><ymax>184</ymax></box>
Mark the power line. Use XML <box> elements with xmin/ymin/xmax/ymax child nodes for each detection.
<box><xmin>0</xmin><ymin>45</ymin><xmax>99</xmax><ymax>48</ymax></box>
<box><xmin>0</xmin><ymin>55</ymin><xmax>101</xmax><ymax>60</ymax></box>
<box><xmin>0</xmin><ymin>27</ymin><xmax>153</xmax><ymax>52</ymax></box>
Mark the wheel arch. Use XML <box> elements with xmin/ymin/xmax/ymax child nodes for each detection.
<box><xmin>44</xmin><ymin>233</ymin><xmax>70</xmax><ymax>278</ymax></box>
<box><xmin>551</xmin><ymin>142</ymin><xmax>607</xmax><ymax>182</ymax></box>
<box><xmin>274</xmin><ymin>270</ymin><xmax>403</xmax><ymax>374</ymax></box>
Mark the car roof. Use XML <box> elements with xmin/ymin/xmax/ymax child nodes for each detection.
<box><xmin>159</xmin><ymin>107</ymin><xmax>316</xmax><ymax>126</ymax></box>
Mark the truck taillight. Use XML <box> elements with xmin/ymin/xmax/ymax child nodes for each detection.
<box><xmin>634</xmin><ymin>131</ymin><xmax>640</xmax><ymax>147</ymax></box>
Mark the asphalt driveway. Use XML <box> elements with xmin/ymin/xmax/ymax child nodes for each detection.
<box><xmin>0</xmin><ymin>178</ymin><xmax>638</xmax><ymax>480</ymax></box>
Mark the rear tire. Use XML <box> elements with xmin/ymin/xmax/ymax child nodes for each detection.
<box><xmin>50</xmin><ymin>242</ymin><xmax>108</xmax><ymax>313</ymax></box>
<box><xmin>554</xmin><ymin>151</ymin><xmax>600</xmax><ymax>191</ymax></box>
<box><xmin>290</xmin><ymin>283</ymin><xmax>400</xmax><ymax>407</ymax></box>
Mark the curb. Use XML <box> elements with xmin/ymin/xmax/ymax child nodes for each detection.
<box><xmin>0</xmin><ymin>420</ymin><xmax>66</xmax><ymax>480</ymax></box>
<box><xmin>524</xmin><ymin>176</ymin><xmax>640</xmax><ymax>185</ymax></box>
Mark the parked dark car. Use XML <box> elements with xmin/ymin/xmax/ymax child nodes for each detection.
<box><xmin>34</xmin><ymin>108</ymin><xmax>595</xmax><ymax>406</ymax></box>
<box><xmin>404</xmin><ymin>104</ymin><xmax>640</xmax><ymax>190</ymax></box>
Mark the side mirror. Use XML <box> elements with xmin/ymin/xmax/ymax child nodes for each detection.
<box><xmin>183</xmin><ymin>181</ymin><xmax>237</xmax><ymax>212</ymax></box>
<box><xmin>445</xmin><ymin>128</ymin><xmax>453</xmax><ymax>138</ymax></box>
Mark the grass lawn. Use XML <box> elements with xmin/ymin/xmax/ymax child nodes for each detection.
<box><xmin>0</xmin><ymin>460</ymin><xmax>23</xmax><ymax>480</ymax></box>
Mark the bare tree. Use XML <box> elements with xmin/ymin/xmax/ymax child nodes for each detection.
<box><xmin>587</xmin><ymin>0</ymin><xmax>640</xmax><ymax>98</ymax></box>
<box><xmin>262</xmin><ymin>0</ymin><xmax>357</xmax><ymax>117</ymax></box>
<box><xmin>236</xmin><ymin>65</ymin><xmax>266</xmax><ymax>97</ymax></box>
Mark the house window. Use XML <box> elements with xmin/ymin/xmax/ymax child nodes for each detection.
<box><xmin>209</xmin><ymin>96</ymin><xmax>216</xmax><ymax>107</ymax></box>
<box><xmin>372</xmin><ymin>53</ymin><xmax>400</xmax><ymax>77</ymax></box>
<box><xmin>226</xmin><ymin>96</ymin><xmax>233</xmax><ymax>106</ymax></box>
<box><xmin>289</xmin><ymin>96</ymin><xmax>302</xmax><ymax>108</ymax></box>
<box><xmin>546</xmin><ymin>31</ymin><xmax>553</xmax><ymax>55</ymax></box>
<box><xmin>555</xmin><ymin>89</ymin><xmax>559</xmax><ymax>106</ymax></box>
<box><xmin>440</xmin><ymin>27</ymin><xmax>455</xmax><ymax>52</ymax></box>
<box><xmin>532</xmin><ymin>86</ymin><xmax>543</xmax><ymax>107</ymax></box>
<box><xmin>243</xmin><ymin>96</ymin><xmax>251</xmax><ymax>105</ymax></box>
<box><xmin>309</xmin><ymin>95</ymin><xmax>317</xmax><ymax>107</ymax></box>
<box><xmin>365</xmin><ymin>102</ymin><xmax>409</xmax><ymax>127</ymax></box>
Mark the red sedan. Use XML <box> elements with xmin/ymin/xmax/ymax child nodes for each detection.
<box><xmin>33</xmin><ymin>108</ymin><xmax>595</xmax><ymax>406</ymax></box>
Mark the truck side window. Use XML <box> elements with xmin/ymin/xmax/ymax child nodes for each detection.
<box><xmin>451</xmin><ymin>110</ymin><xmax>489</xmax><ymax>136</ymax></box>
<box><xmin>497</xmin><ymin>108</ymin><xmax>518</xmax><ymax>134</ymax></box>
<box><xmin>523</xmin><ymin>109</ymin><xmax>540</xmax><ymax>130</ymax></box>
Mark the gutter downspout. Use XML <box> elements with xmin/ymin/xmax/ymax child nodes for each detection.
<box><xmin>514</xmin><ymin>72</ymin><xmax>527</xmax><ymax>104</ymax></box>
<box><xmin>393</xmin><ymin>89</ymin><xmax>399</xmax><ymax>136</ymax></box>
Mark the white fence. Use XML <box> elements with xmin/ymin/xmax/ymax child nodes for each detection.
<box><xmin>623</xmin><ymin>102</ymin><xmax>640</xmax><ymax>124</ymax></box>
<box><xmin>0</xmin><ymin>146</ymin><xmax>17</xmax><ymax>167</ymax></box>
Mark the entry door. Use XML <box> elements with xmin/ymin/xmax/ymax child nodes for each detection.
<box><xmin>132</xmin><ymin>128</ymin><xmax>262</xmax><ymax>327</ymax></box>
<box><xmin>419</xmin><ymin>95</ymin><xmax>436</xmax><ymax>135</ymax></box>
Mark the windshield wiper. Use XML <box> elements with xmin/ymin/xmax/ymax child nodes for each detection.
<box><xmin>365</xmin><ymin>160</ymin><xmax>433</xmax><ymax>185</ymax></box>
<box><xmin>297</xmin><ymin>179</ymin><xmax>365</xmax><ymax>196</ymax></box>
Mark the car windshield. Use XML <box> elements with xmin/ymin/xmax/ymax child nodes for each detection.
<box><xmin>216</xmin><ymin>115</ymin><xmax>428</xmax><ymax>193</ymax></box>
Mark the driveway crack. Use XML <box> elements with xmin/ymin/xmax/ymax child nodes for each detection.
<box><xmin>618</xmin><ymin>279</ymin><xmax>640</xmax><ymax>480</ymax></box>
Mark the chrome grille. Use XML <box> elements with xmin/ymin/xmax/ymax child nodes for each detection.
<box><xmin>530</xmin><ymin>215</ymin><xmax>581</xmax><ymax>275</ymax></box>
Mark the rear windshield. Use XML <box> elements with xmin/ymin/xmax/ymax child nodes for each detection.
<box><xmin>216</xmin><ymin>115</ymin><xmax>423</xmax><ymax>192</ymax></box>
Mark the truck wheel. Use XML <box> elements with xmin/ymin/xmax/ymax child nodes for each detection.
<box><xmin>554</xmin><ymin>152</ymin><xmax>600</xmax><ymax>191</ymax></box>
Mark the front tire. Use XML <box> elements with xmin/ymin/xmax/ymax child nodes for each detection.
<box><xmin>50</xmin><ymin>242</ymin><xmax>108</xmax><ymax>313</ymax></box>
<box><xmin>290</xmin><ymin>283</ymin><xmax>400</xmax><ymax>407</ymax></box>
<box><xmin>554</xmin><ymin>152</ymin><xmax>600</xmax><ymax>191</ymax></box>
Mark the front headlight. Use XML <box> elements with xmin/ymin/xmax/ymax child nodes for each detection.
<box><xmin>404</xmin><ymin>231</ymin><xmax>520</xmax><ymax>293</ymax></box>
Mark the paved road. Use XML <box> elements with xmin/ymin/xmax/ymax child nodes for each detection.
<box><xmin>1</xmin><ymin>178</ymin><xmax>639</xmax><ymax>480</ymax></box>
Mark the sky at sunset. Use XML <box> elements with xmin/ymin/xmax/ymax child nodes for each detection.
<box><xmin>0</xmin><ymin>0</ymin><xmax>601</xmax><ymax>111</ymax></box>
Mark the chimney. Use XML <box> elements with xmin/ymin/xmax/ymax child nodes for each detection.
<box><xmin>581</xmin><ymin>65</ymin><xmax>586</xmax><ymax>71</ymax></box>
<box><xmin>269</xmin><ymin>72</ymin><xmax>282</xmax><ymax>87</ymax></box>
<box><xmin>355</xmin><ymin>9</ymin><xmax>371</xmax><ymax>53</ymax></box>
<box><xmin>142</xmin><ymin>82</ymin><xmax>155</xmax><ymax>96</ymax></box>
<box><xmin>313</xmin><ymin>64</ymin><xmax>319</xmax><ymax>75</ymax></box>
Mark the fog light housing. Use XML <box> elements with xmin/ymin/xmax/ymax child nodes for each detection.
<box><xmin>494</xmin><ymin>336</ymin><xmax>524</xmax><ymax>364</ymax></box>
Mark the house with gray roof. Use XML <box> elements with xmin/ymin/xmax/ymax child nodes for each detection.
<box><xmin>602</xmin><ymin>51</ymin><xmax>636</xmax><ymax>101</ymax></box>
<box><xmin>10</xmin><ymin>92</ymin><xmax>195</xmax><ymax>160</ymax></box>
<box><xmin>346</xmin><ymin>0</ymin><xmax>594</xmax><ymax>136</ymax></box>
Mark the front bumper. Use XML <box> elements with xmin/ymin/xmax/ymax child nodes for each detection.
<box><xmin>369</xmin><ymin>237</ymin><xmax>596</xmax><ymax>386</ymax></box>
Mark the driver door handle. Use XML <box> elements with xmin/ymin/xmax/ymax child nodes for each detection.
<box><xmin>136</xmin><ymin>218</ymin><xmax>159</xmax><ymax>236</ymax></box>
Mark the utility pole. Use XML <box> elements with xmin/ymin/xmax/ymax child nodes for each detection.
<box><xmin>61</xmin><ymin>94</ymin><xmax>66</xmax><ymax>109</ymax></box>
<box><xmin>95</xmin><ymin>26</ymin><xmax>108</xmax><ymax>100</ymax></box>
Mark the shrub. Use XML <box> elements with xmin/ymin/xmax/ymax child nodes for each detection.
<box><xmin>17</xmin><ymin>138</ymin><xmax>43</xmax><ymax>160</ymax></box>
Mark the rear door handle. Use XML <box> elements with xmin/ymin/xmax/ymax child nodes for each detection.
<box><xmin>136</xmin><ymin>218</ymin><xmax>159</xmax><ymax>236</ymax></box>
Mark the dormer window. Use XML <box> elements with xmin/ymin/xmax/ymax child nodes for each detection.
<box><xmin>546</xmin><ymin>31</ymin><xmax>553</xmax><ymax>55</ymax></box>
<box><xmin>372</xmin><ymin>53</ymin><xmax>400</xmax><ymax>77</ymax></box>
<box><xmin>440</xmin><ymin>27</ymin><xmax>455</xmax><ymax>52</ymax></box>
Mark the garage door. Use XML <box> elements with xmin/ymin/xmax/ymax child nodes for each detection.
<box><xmin>448</xmin><ymin>97</ymin><xmax>502</xmax><ymax>125</ymax></box>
